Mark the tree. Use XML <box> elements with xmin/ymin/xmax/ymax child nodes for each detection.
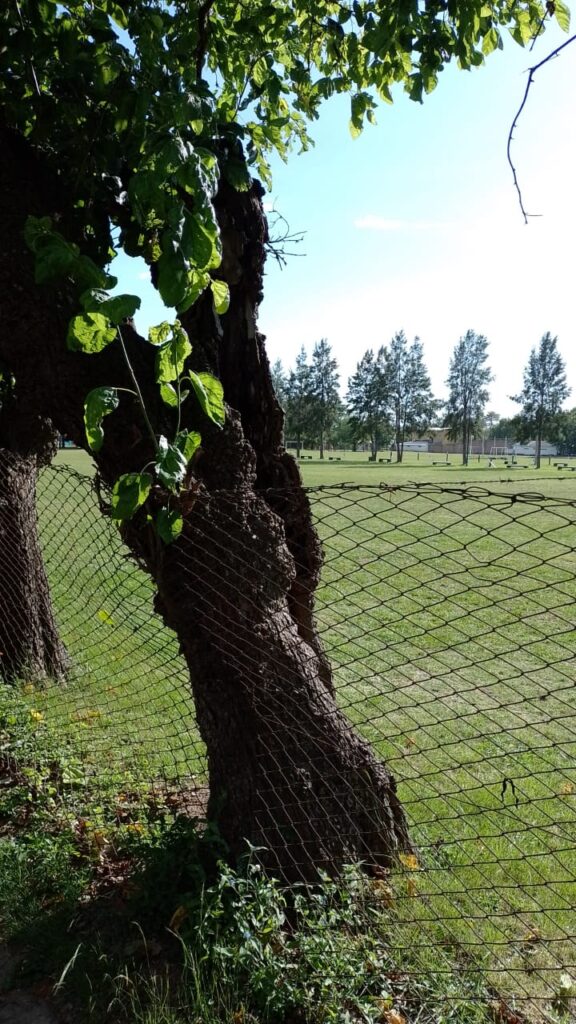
<box><xmin>444</xmin><ymin>331</ymin><xmax>492</xmax><ymax>465</ymax></box>
<box><xmin>346</xmin><ymin>349</ymin><xmax>389</xmax><ymax>460</ymax></box>
<box><xmin>511</xmin><ymin>333</ymin><xmax>570</xmax><ymax>468</ymax></box>
<box><xmin>308</xmin><ymin>340</ymin><xmax>340</xmax><ymax>459</ymax></box>
<box><xmin>548</xmin><ymin>408</ymin><xmax>576</xmax><ymax>455</ymax></box>
<box><xmin>0</xmin><ymin>373</ymin><xmax>69</xmax><ymax>681</ymax></box>
<box><xmin>271</xmin><ymin>359</ymin><xmax>288</xmax><ymax>409</ymax></box>
<box><xmin>0</xmin><ymin>1</ymin><xmax>561</xmax><ymax>880</ymax></box>
<box><xmin>382</xmin><ymin>333</ymin><xmax>435</xmax><ymax>463</ymax></box>
<box><xmin>284</xmin><ymin>347</ymin><xmax>312</xmax><ymax>458</ymax></box>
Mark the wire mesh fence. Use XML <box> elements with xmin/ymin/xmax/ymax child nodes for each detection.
<box><xmin>1</xmin><ymin>455</ymin><xmax>575</xmax><ymax>1015</ymax></box>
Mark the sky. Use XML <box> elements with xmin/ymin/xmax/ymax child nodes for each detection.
<box><xmin>116</xmin><ymin>24</ymin><xmax>576</xmax><ymax>419</ymax></box>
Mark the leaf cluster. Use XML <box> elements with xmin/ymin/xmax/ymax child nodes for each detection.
<box><xmin>1</xmin><ymin>1</ymin><xmax>568</xmax><ymax>277</ymax></box>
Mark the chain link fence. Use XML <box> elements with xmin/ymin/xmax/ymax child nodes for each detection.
<box><xmin>1</xmin><ymin>458</ymin><xmax>575</xmax><ymax>1015</ymax></box>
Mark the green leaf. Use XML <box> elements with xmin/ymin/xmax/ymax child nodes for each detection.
<box><xmin>73</xmin><ymin>255</ymin><xmax>112</xmax><ymax>291</ymax></box>
<box><xmin>183</xmin><ymin>211</ymin><xmax>221</xmax><ymax>270</ymax></box>
<box><xmin>155</xmin><ymin>436</ymin><xmax>188</xmax><ymax>488</ymax></box>
<box><xmin>23</xmin><ymin>215</ymin><xmax>53</xmax><ymax>253</ymax></box>
<box><xmin>84</xmin><ymin>386</ymin><xmax>119</xmax><ymax>451</ymax></box>
<box><xmin>482</xmin><ymin>27</ymin><xmax>500</xmax><ymax>56</ymax></box>
<box><xmin>67</xmin><ymin>312</ymin><xmax>117</xmax><ymax>353</ymax></box>
<box><xmin>34</xmin><ymin>236</ymin><xmax>78</xmax><ymax>283</ymax></box>
<box><xmin>177</xmin><ymin>268</ymin><xmax>211</xmax><ymax>313</ymax></box>
<box><xmin>252</xmin><ymin>58</ymin><xmax>269</xmax><ymax>87</ymax></box>
<box><xmin>80</xmin><ymin>290</ymin><xmax>141</xmax><ymax>324</ymax></box>
<box><xmin>555</xmin><ymin>0</ymin><xmax>571</xmax><ymax>32</ymax></box>
<box><xmin>148</xmin><ymin>321</ymin><xmax>172</xmax><ymax>346</ymax></box>
<box><xmin>223</xmin><ymin>158</ymin><xmax>251</xmax><ymax>192</ymax></box>
<box><xmin>159</xmin><ymin>382</ymin><xmax>178</xmax><ymax>407</ymax></box>
<box><xmin>108</xmin><ymin>3</ymin><xmax>129</xmax><ymax>29</ymax></box>
<box><xmin>188</xmin><ymin>371</ymin><xmax>225</xmax><ymax>427</ymax></box>
<box><xmin>111</xmin><ymin>472</ymin><xmax>152</xmax><ymax>521</ymax></box>
<box><xmin>210</xmin><ymin>279</ymin><xmax>230</xmax><ymax>314</ymax></box>
<box><xmin>157</xmin><ymin>249</ymin><xmax>189</xmax><ymax>308</ymax></box>
<box><xmin>156</xmin><ymin>506</ymin><xmax>183</xmax><ymax>544</ymax></box>
<box><xmin>175</xmin><ymin>429</ymin><xmax>201</xmax><ymax>462</ymax></box>
<box><xmin>155</xmin><ymin>323</ymin><xmax>192</xmax><ymax>383</ymax></box>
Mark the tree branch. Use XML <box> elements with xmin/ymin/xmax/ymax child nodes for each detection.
<box><xmin>195</xmin><ymin>0</ymin><xmax>214</xmax><ymax>81</ymax></box>
<box><xmin>507</xmin><ymin>32</ymin><xmax>576</xmax><ymax>224</ymax></box>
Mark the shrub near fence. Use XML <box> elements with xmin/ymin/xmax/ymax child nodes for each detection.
<box><xmin>1</xmin><ymin>461</ymin><xmax>575</xmax><ymax>1015</ymax></box>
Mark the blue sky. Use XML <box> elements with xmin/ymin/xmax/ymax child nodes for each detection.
<box><xmin>116</xmin><ymin>25</ymin><xmax>576</xmax><ymax>418</ymax></box>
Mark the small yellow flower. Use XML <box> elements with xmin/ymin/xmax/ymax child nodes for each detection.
<box><xmin>29</xmin><ymin>709</ymin><xmax>44</xmax><ymax>723</ymax></box>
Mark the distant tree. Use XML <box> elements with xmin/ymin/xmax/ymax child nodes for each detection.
<box><xmin>271</xmin><ymin>359</ymin><xmax>288</xmax><ymax>408</ymax></box>
<box><xmin>383</xmin><ymin>332</ymin><xmax>435</xmax><ymax>463</ymax></box>
<box><xmin>308</xmin><ymin>340</ymin><xmax>340</xmax><ymax>460</ymax></box>
<box><xmin>511</xmin><ymin>333</ymin><xmax>570</xmax><ymax>468</ymax></box>
<box><xmin>284</xmin><ymin>347</ymin><xmax>312</xmax><ymax>458</ymax></box>
<box><xmin>444</xmin><ymin>330</ymin><xmax>492</xmax><ymax>465</ymax></box>
<box><xmin>493</xmin><ymin>415</ymin><xmax>522</xmax><ymax>446</ymax></box>
<box><xmin>548</xmin><ymin>408</ymin><xmax>576</xmax><ymax>455</ymax></box>
<box><xmin>346</xmin><ymin>349</ymin><xmax>389</xmax><ymax>460</ymax></box>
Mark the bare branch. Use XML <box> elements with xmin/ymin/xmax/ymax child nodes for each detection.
<box><xmin>508</xmin><ymin>32</ymin><xmax>576</xmax><ymax>224</ymax></box>
<box><xmin>265</xmin><ymin>206</ymin><xmax>306</xmax><ymax>268</ymax></box>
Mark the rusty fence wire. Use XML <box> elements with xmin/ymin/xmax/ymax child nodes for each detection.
<box><xmin>0</xmin><ymin>458</ymin><xmax>575</xmax><ymax>1015</ymax></box>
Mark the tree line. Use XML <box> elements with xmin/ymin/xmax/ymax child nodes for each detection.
<box><xmin>272</xmin><ymin>330</ymin><xmax>571</xmax><ymax>468</ymax></box>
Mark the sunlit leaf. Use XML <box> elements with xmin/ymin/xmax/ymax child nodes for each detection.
<box><xmin>156</xmin><ymin>436</ymin><xmax>187</xmax><ymax>488</ymax></box>
<box><xmin>210</xmin><ymin>279</ymin><xmax>230</xmax><ymax>315</ymax></box>
<box><xmin>67</xmin><ymin>312</ymin><xmax>117</xmax><ymax>354</ymax></box>
<box><xmin>188</xmin><ymin>371</ymin><xmax>225</xmax><ymax>427</ymax></box>
<box><xmin>84</xmin><ymin>386</ymin><xmax>119</xmax><ymax>451</ymax></box>
<box><xmin>174</xmin><ymin>429</ymin><xmax>201</xmax><ymax>462</ymax></box>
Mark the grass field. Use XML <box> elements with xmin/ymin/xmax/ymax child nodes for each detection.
<box><xmin>2</xmin><ymin>448</ymin><xmax>574</xmax><ymax>1020</ymax></box>
<box><xmin>55</xmin><ymin>445</ymin><xmax>576</xmax><ymax>497</ymax></box>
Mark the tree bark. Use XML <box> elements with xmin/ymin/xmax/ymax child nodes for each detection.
<box><xmin>0</xmin><ymin>404</ymin><xmax>69</xmax><ymax>682</ymax></box>
<box><xmin>0</xmin><ymin>123</ymin><xmax>412</xmax><ymax>881</ymax></box>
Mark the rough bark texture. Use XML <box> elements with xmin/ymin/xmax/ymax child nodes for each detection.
<box><xmin>0</xmin><ymin>443</ymin><xmax>69</xmax><ymax>683</ymax></box>
<box><xmin>0</xmin><ymin>122</ymin><xmax>412</xmax><ymax>881</ymax></box>
<box><xmin>0</xmin><ymin>386</ymin><xmax>69</xmax><ymax>682</ymax></box>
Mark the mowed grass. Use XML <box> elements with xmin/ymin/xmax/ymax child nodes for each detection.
<box><xmin>310</xmin><ymin>486</ymin><xmax>576</xmax><ymax>1016</ymax></box>
<box><xmin>13</xmin><ymin>449</ymin><xmax>576</xmax><ymax>1018</ymax></box>
<box><xmin>29</xmin><ymin>462</ymin><xmax>205</xmax><ymax>796</ymax></box>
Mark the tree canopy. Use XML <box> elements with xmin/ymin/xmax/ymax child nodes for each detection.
<box><xmin>444</xmin><ymin>329</ymin><xmax>492</xmax><ymax>465</ymax></box>
<box><xmin>511</xmin><ymin>332</ymin><xmax>570</xmax><ymax>466</ymax></box>
<box><xmin>0</xmin><ymin>1</ymin><xmax>569</xmax><ymax>321</ymax></box>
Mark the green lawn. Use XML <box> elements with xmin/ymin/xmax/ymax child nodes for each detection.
<box><xmin>6</xmin><ymin>449</ymin><xmax>575</xmax><ymax>1020</ymax></box>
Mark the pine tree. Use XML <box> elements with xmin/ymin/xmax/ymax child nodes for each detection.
<box><xmin>271</xmin><ymin>359</ymin><xmax>288</xmax><ymax>408</ymax></box>
<box><xmin>346</xmin><ymin>349</ymin><xmax>389</xmax><ymax>460</ymax></box>
<box><xmin>511</xmin><ymin>333</ymin><xmax>570</xmax><ymax>468</ymax></box>
<box><xmin>308</xmin><ymin>340</ymin><xmax>340</xmax><ymax>460</ymax></box>
<box><xmin>382</xmin><ymin>332</ymin><xmax>435</xmax><ymax>463</ymax></box>
<box><xmin>284</xmin><ymin>347</ymin><xmax>312</xmax><ymax>458</ymax></box>
<box><xmin>444</xmin><ymin>330</ymin><xmax>492</xmax><ymax>465</ymax></box>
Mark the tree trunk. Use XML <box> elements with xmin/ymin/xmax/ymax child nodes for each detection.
<box><xmin>0</xmin><ymin>448</ymin><xmax>69</xmax><ymax>682</ymax></box>
<box><xmin>0</xmin><ymin>123</ymin><xmax>412</xmax><ymax>881</ymax></box>
<box><xmin>535</xmin><ymin>418</ymin><xmax>542</xmax><ymax>469</ymax></box>
<box><xmin>0</xmin><ymin>382</ymin><xmax>69</xmax><ymax>683</ymax></box>
<box><xmin>395</xmin><ymin>415</ymin><xmax>403</xmax><ymax>463</ymax></box>
<box><xmin>462</xmin><ymin>414</ymin><xmax>469</xmax><ymax>466</ymax></box>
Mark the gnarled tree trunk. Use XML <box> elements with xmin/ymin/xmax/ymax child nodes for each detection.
<box><xmin>0</xmin><ymin>403</ymin><xmax>69</xmax><ymax>682</ymax></box>
<box><xmin>0</xmin><ymin>123</ymin><xmax>412</xmax><ymax>881</ymax></box>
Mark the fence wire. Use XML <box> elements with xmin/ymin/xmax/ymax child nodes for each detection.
<box><xmin>1</xmin><ymin>457</ymin><xmax>575</xmax><ymax>1015</ymax></box>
